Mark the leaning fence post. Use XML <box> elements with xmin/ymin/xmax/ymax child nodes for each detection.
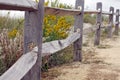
<box><xmin>22</xmin><ymin>0</ymin><xmax>44</xmax><ymax>80</ymax></box>
<box><xmin>114</xmin><ymin>9</ymin><xmax>119</xmax><ymax>35</ymax></box>
<box><xmin>73</xmin><ymin>0</ymin><xmax>84</xmax><ymax>62</ymax></box>
<box><xmin>107</xmin><ymin>7</ymin><xmax>114</xmax><ymax>38</ymax></box>
<box><xmin>94</xmin><ymin>2</ymin><xmax>102</xmax><ymax>46</ymax></box>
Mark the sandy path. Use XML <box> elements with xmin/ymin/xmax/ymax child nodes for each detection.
<box><xmin>86</xmin><ymin>36</ymin><xmax>120</xmax><ymax>80</ymax></box>
<box><xmin>91</xmin><ymin>36</ymin><xmax>120</xmax><ymax>80</ymax></box>
<box><xmin>42</xmin><ymin>36</ymin><xmax>120</xmax><ymax>80</ymax></box>
<box><xmin>96</xmin><ymin>37</ymin><xmax>120</xmax><ymax>66</ymax></box>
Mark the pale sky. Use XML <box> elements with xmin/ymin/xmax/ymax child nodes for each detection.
<box><xmin>59</xmin><ymin>0</ymin><xmax>120</xmax><ymax>11</ymax></box>
<box><xmin>0</xmin><ymin>0</ymin><xmax>120</xmax><ymax>17</ymax></box>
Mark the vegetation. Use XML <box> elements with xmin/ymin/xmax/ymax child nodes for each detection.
<box><xmin>84</xmin><ymin>14</ymin><xmax>96</xmax><ymax>25</ymax></box>
<box><xmin>0</xmin><ymin>0</ymin><xmax>74</xmax><ymax>74</ymax></box>
<box><xmin>0</xmin><ymin>0</ymin><xmax>108</xmax><ymax>75</ymax></box>
<box><xmin>42</xmin><ymin>0</ymin><xmax>74</xmax><ymax>71</ymax></box>
<box><xmin>0</xmin><ymin>29</ymin><xmax>23</xmax><ymax>75</ymax></box>
<box><xmin>43</xmin><ymin>0</ymin><xmax>74</xmax><ymax>42</ymax></box>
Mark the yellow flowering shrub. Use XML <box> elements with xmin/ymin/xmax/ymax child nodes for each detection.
<box><xmin>40</xmin><ymin>0</ymin><xmax>73</xmax><ymax>42</ymax></box>
<box><xmin>43</xmin><ymin>15</ymin><xmax>73</xmax><ymax>42</ymax></box>
<box><xmin>43</xmin><ymin>0</ymin><xmax>74</xmax><ymax>42</ymax></box>
<box><xmin>8</xmin><ymin>29</ymin><xmax>18</xmax><ymax>39</ymax></box>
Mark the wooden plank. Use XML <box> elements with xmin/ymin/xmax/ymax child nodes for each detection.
<box><xmin>84</xmin><ymin>10</ymin><xmax>112</xmax><ymax>15</ymax></box>
<box><xmin>107</xmin><ymin>7</ymin><xmax>114</xmax><ymax>38</ymax></box>
<box><xmin>114</xmin><ymin>9</ymin><xmax>119</xmax><ymax>35</ymax></box>
<box><xmin>32</xmin><ymin>31</ymin><xmax>80</xmax><ymax>57</ymax></box>
<box><xmin>45</xmin><ymin>7</ymin><xmax>113</xmax><ymax>15</ymax></box>
<box><xmin>0</xmin><ymin>51</ymin><xmax>38</xmax><ymax>80</ymax></box>
<box><xmin>73</xmin><ymin>0</ymin><xmax>84</xmax><ymax>62</ymax></box>
<box><xmin>84</xmin><ymin>10</ymin><xmax>99</xmax><ymax>14</ymax></box>
<box><xmin>94</xmin><ymin>2</ymin><xmax>102</xmax><ymax>45</ymax></box>
<box><xmin>102</xmin><ymin>11</ymin><xmax>112</xmax><ymax>15</ymax></box>
<box><xmin>45</xmin><ymin>7</ymin><xmax>81</xmax><ymax>16</ymax></box>
<box><xmin>0</xmin><ymin>0</ymin><xmax>37</xmax><ymax>11</ymax></box>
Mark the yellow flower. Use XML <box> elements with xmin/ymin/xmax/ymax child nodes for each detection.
<box><xmin>44</xmin><ymin>15</ymin><xmax>73</xmax><ymax>41</ymax></box>
<box><xmin>8</xmin><ymin>29</ymin><xmax>18</xmax><ymax>39</ymax></box>
<box><xmin>44</xmin><ymin>1</ymin><xmax>49</xmax><ymax>6</ymax></box>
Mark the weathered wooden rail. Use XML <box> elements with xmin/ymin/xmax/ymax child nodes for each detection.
<box><xmin>0</xmin><ymin>0</ymin><xmax>37</xmax><ymax>11</ymax></box>
<box><xmin>0</xmin><ymin>0</ymin><xmax>119</xmax><ymax>80</ymax></box>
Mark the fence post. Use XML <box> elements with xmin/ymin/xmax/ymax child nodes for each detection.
<box><xmin>73</xmin><ymin>0</ymin><xmax>84</xmax><ymax>62</ymax></box>
<box><xmin>107</xmin><ymin>7</ymin><xmax>114</xmax><ymax>38</ymax></box>
<box><xmin>22</xmin><ymin>0</ymin><xmax>44</xmax><ymax>80</ymax></box>
<box><xmin>114</xmin><ymin>9</ymin><xmax>119</xmax><ymax>35</ymax></box>
<box><xmin>94</xmin><ymin>2</ymin><xmax>102</xmax><ymax>46</ymax></box>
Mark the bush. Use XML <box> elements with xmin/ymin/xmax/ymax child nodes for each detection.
<box><xmin>43</xmin><ymin>15</ymin><xmax>73</xmax><ymax>42</ymax></box>
<box><xmin>84</xmin><ymin>14</ymin><xmax>96</xmax><ymax>25</ymax></box>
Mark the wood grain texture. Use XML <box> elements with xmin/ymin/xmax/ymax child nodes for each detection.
<box><xmin>33</xmin><ymin>31</ymin><xmax>80</xmax><ymax>57</ymax></box>
<box><xmin>107</xmin><ymin>7</ymin><xmax>114</xmax><ymax>38</ymax></box>
<box><xmin>45</xmin><ymin>7</ymin><xmax>114</xmax><ymax>15</ymax></box>
<box><xmin>34</xmin><ymin>0</ymin><xmax>44</xmax><ymax>80</ymax></box>
<box><xmin>45</xmin><ymin>7</ymin><xmax>81</xmax><ymax>16</ymax></box>
<box><xmin>23</xmin><ymin>11</ymin><xmax>40</xmax><ymax>54</ymax></box>
<box><xmin>0</xmin><ymin>51</ymin><xmax>37</xmax><ymax>80</ymax></box>
<box><xmin>0</xmin><ymin>0</ymin><xmax>37</xmax><ymax>11</ymax></box>
<box><xmin>94</xmin><ymin>2</ymin><xmax>102</xmax><ymax>46</ymax></box>
<box><xmin>114</xmin><ymin>9</ymin><xmax>120</xmax><ymax>35</ymax></box>
<box><xmin>73</xmin><ymin>0</ymin><xmax>84</xmax><ymax>62</ymax></box>
<box><xmin>22</xmin><ymin>0</ymin><xmax>44</xmax><ymax>80</ymax></box>
<box><xmin>22</xmin><ymin>11</ymin><xmax>39</xmax><ymax>80</ymax></box>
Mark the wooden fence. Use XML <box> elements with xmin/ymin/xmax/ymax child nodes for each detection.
<box><xmin>0</xmin><ymin>0</ymin><xmax>119</xmax><ymax>80</ymax></box>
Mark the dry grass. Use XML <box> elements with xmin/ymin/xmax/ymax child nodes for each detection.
<box><xmin>42</xmin><ymin>68</ymin><xmax>61</xmax><ymax>80</ymax></box>
<box><xmin>41</xmin><ymin>45</ymin><xmax>98</xmax><ymax>80</ymax></box>
<box><xmin>87</xmin><ymin>64</ymin><xmax>119</xmax><ymax>80</ymax></box>
<box><xmin>0</xmin><ymin>29</ymin><xmax>23</xmax><ymax>75</ymax></box>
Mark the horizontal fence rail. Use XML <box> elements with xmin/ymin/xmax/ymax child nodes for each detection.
<box><xmin>0</xmin><ymin>51</ymin><xmax>37</xmax><ymax>80</ymax></box>
<box><xmin>45</xmin><ymin>7</ymin><xmax>81</xmax><ymax>16</ymax></box>
<box><xmin>45</xmin><ymin>7</ymin><xmax>120</xmax><ymax>16</ymax></box>
<box><xmin>0</xmin><ymin>2</ymin><xmax>119</xmax><ymax>17</ymax></box>
<box><xmin>0</xmin><ymin>0</ymin><xmax>37</xmax><ymax>11</ymax></box>
<box><xmin>37</xmin><ymin>31</ymin><xmax>80</xmax><ymax>56</ymax></box>
<box><xmin>0</xmin><ymin>0</ymin><xmax>119</xmax><ymax>16</ymax></box>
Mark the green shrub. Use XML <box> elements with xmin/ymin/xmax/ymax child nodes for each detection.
<box><xmin>84</xmin><ymin>14</ymin><xmax>96</xmax><ymax>25</ymax></box>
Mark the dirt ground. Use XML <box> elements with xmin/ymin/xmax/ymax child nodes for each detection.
<box><xmin>42</xmin><ymin>35</ymin><xmax>120</xmax><ymax>80</ymax></box>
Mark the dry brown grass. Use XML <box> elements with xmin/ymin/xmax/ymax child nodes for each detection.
<box><xmin>87</xmin><ymin>64</ymin><xmax>119</xmax><ymax>80</ymax></box>
<box><xmin>0</xmin><ymin>29</ymin><xmax>23</xmax><ymax>75</ymax></box>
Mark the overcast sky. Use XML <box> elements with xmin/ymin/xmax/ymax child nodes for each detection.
<box><xmin>59</xmin><ymin>0</ymin><xmax>120</xmax><ymax>10</ymax></box>
<box><xmin>0</xmin><ymin>0</ymin><xmax>120</xmax><ymax>17</ymax></box>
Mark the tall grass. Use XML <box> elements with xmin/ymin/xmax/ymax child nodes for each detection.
<box><xmin>0</xmin><ymin>29</ymin><xmax>23</xmax><ymax>75</ymax></box>
<box><xmin>0</xmin><ymin>13</ymin><xmax>24</xmax><ymax>75</ymax></box>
